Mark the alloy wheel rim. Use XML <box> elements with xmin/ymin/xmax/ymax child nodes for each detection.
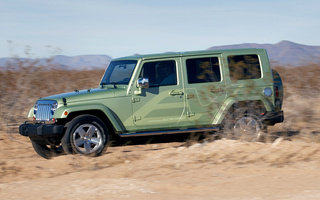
<box><xmin>72</xmin><ymin>123</ymin><xmax>103</xmax><ymax>154</ymax></box>
<box><xmin>233</xmin><ymin>116</ymin><xmax>261</xmax><ymax>141</ymax></box>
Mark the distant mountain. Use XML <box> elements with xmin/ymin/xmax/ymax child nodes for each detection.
<box><xmin>0</xmin><ymin>55</ymin><xmax>112</xmax><ymax>70</ymax></box>
<box><xmin>49</xmin><ymin>55</ymin><xmax>112</xmax><ymax>69</ymax></box>
<box><xmin>1</xmin><ymin>41</ymin><xmax>319</xmax><ymax>68</ymax></box>
<box><xmin>208</xmin><ymin>40</ymin><xmax>320</xmax><ymax>66</ymax></box>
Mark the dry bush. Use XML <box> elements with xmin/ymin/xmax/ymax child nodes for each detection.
<box><xmin>273</xmin><ymin>64</ymin><xmax>320</xmax><ymax>97</ymax></box>
<box><xmin>0</xmin><ymin>59</ymin><xmax>105</xmax><ymax>131</ymax></box>
<box><xmin>270</xmin><ymin>64</ymin><xmax>320</xmax><ymax>141</ymax></box>
<box><xmin>1</xmin><ymin>58</ymin><xmax>320</xmax><ymax>143</ymax></box>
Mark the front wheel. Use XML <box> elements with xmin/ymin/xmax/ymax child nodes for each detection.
<box><xmin>62</xmin><ymin>115</ymin><xmax>109</xmax><ymax>156</ymax></box>
<box><xmin>223</xmin><ymin>108</ymin><xmax>267</xmax><ymax>142</ymax></box>
<box><xmin>31</xmin><ymin>140</ymin><xmax>64</xmax><ymax>159</ymax></box>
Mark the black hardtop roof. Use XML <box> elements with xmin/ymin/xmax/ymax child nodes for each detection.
<box><xmin>113</xmin><ymin>48</ymin><xmax>266</xmax><ymax>61</ymax></box>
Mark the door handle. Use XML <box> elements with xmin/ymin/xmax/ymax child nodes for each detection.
<box><xmin>169</xmin><ymin>90</ymin><xmax>184</xmax><ymax>96</ymax></box>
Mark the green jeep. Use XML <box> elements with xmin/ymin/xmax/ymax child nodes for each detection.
<box><xmin>19</xmin><ymin>48</ymin><xmax>284</xmax><ymax>159</ymax></box>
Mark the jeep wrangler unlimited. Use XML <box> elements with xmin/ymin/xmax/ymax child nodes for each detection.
<box><xmin>19</xmin><ymin>48</ymin><xmax>284</xmax><ymax>159</ymax></box>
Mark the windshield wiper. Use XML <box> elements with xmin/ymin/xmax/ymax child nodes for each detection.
<box><xmin>100</xmin><ymin>83</ymin><xmax>107</xmax><ymax>88</ymax></box>
<box><xmin>100</xmin><ymin>82</ymin><xmax>118</xmax><ymax>88</ymax></box>
<box><xmin>110</xmin><ymin>82</ymin><xmax>118</xmax><ymax>88</ymax></box>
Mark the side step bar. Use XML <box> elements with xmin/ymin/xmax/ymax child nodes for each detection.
<box><xmin>119</xmin><ymin>127</ymin><xmax>219</xmax><ymax>138</ymax></box>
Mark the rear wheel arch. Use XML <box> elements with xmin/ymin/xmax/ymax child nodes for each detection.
<box><xmin>227</xmin><ymin>101</ymin><xmax>267</xmax><ymax>115</ymax></box>
<box><xmin>214</xmin><ymin>99</ymin><xmax>268</xmax><ymax>125</ymax></box>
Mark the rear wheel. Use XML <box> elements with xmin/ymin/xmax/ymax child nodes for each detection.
<box><xmin>62</xmin><ymin>115</ymin><xmax>109</xmax><ymax>156</ymax></box>
<box><xmin>223</xmin><ymin>108</ymin><xmax>267</xmax><ymax>142</ymax></box>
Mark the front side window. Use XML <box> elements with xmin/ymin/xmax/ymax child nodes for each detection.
<box><xmin>139</xmin><ymin>60</ymin><xmax>177</xmax><ymax>87</ymax></box>
<box><xmin>186</xmin><ymin>57</ymin><xmax>221</xmax><ymax>84</ymax></box>
<box><xmin>228</xmin><ymin>54</ymin><xmax>261</xmax><ymax>80</ymax></box>
<box><xmin>100</xmin><ymin>60</ymin><xmax>137</xmax><ymax>85</ymax></box>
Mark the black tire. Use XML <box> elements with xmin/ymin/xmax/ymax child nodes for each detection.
<box><xmin>31</xmin><ymin>140</ymin><xmax>64</xmax><ymax>159</ymax></box>
<box><xmin>61</xmin><ymin>115</ymin><xmax>109</xmax><ymax>156</ymax></box>
<box><xmin>223</xmin><ymin>108</ymin><xmax>267</xmax><ymax>142</ymax></box>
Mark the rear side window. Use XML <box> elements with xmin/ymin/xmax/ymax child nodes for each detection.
<box><xmin>228</xmin><ymin>54</ymin><xmax>261</xmax><ymax>80</ymax></box>
<box><xmin>186</xmin><ymin>57</ymin><xmax>221</xmax><ymax>84</ymax></box>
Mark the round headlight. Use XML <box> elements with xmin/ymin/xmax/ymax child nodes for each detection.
<box><xmin>52</xmin><ymin>102</ymin><xmax>58</xmax><ymax>110</ymax></box>
<box><xmin>263</xmin><ymin>87</ymin><xmax>272</xmax><ymax>97</ymax></box>
<box><xmin>51</xmin><ymin>102</ymin><xmax>58</xmax><ymax>115</ymax></box>
<box><xmin>34</xmin><ymin>102</ymin><xmax>38</xmax><ymax>115</ymax></box>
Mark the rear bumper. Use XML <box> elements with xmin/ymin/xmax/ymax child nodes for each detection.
<box><xmin>19</xmin><ymin>122</ymin><xmax>64</xmax><ymax>137</ymax></box>
<box><xmin>262</xmin><ymin>110</ymin><xmax>284</xmax><ymax>125</ymax></box>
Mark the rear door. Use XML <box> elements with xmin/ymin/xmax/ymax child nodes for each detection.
<box><xmin>182</xmin><ymin>55</ymin><xmax>227</xmax><ymax>125</ymax></box>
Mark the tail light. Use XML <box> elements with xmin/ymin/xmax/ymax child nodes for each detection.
<box><xmin>274</xmin><ymin>86</ymin><xmax>282</xmax><ymax>110</ymax></box>
<box><xmin>275</xmin><ymin>86</ymin><xmax>279</xmax><ymax>97</ymax></box>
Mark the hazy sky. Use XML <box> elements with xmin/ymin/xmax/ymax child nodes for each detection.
<box><xmin>1</xmin><ymin>0</ymin><xmax>319</xmax><ymax>58</ymax></box>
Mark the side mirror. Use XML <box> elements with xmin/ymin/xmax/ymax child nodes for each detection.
<box><xmin>137</xmin><ymin>78</ymin><xmax>149</xmax><ymax>89</ymax></box>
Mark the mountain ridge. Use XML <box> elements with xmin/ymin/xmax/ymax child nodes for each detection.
<box><xmin>1</xmin><ymin>41</ymin><xmax>319</xmax><ymax>69</ymax></box>
<box><xmin>0</xmin><ymin>54</ymin><xmax>112</xmax><ymax>70</ymax></box>
<box><xmin>208</xmin><ymin>40</ymin><xmax>320</xmax><ymax>66</ymax></box>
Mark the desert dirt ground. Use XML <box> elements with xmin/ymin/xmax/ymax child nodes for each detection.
<box><xmin>1</xmin><ymin>57</ymin><xmax>320</xmax><ymax>199</ymax></box>
<box><xmin>1</xmin><ymin>123</ymin><xmax>320</xmax><ymax>200</ymax></box>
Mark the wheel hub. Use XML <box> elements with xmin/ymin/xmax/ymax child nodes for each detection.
<box><xmin>72</xmin><ymin>124</ymin><xmax>103</xmax><ymax>154</ymax></box>
<box><xmin>233</xmin><ymin>116</ymin><xmax>262</xmax><ymax>141</ymax></box>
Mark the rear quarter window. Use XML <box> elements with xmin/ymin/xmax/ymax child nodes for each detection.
<box><xmin>228</xmin><ymin>54</ymin><xmax>261</xmax><ymax>80</ymax></box>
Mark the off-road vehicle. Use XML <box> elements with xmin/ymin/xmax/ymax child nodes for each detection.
<box><xmin>19</xmin><ymin>48</ymin><xmax>284</xmax><ymax>159</ymax></box>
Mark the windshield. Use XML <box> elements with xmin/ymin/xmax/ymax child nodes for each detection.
<box><xmin>100</xmin><ymin>60</ymin><xmax>137</xmax><ymax>85</ymax></box>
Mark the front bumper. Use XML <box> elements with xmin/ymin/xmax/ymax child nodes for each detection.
<box><xmin>262</xmin><ymin>110</ymin><xmax>284</xmax><ymax>125</ymax></box>
<box><xmin>19</xmin><ymin>122</ymin><xmax>64</xmax><ymax>137</ymax></box>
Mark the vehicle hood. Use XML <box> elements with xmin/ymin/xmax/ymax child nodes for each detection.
<box><xmin>39</xmin><ymin>87</ymin><xmax>121</xmax><ymax>105</ymax></box>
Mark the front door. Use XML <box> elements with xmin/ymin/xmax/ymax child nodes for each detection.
<box><xmin>131</xmin><ymin>58</ymin><xmax>187</xmax><ymax>130</ymax></box>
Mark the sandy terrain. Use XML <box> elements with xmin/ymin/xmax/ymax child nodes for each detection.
<box><xmin>1</xmin><ymin>125</ymin><xmax>320</xmax><ymax>200</ymax></box>
<box><xmin>1</xmin><ymin>52</ymin><xmax>320</xmax><ymax>199</ymax></box>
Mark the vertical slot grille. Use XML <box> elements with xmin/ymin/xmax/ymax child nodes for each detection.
<box><xmin>35</xmin><ymin>100</ymin><xmax>57</xmax><ymax>121</ymax></box>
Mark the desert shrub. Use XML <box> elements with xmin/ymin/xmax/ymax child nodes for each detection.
<box><xmin>272</xmin><ymin>64</ymin><xmax>320</xmax><ymax>98</ymax></box>
<box><xmin>269</xmin><ymin>64</ymin><xmax>320</xmax><ymax>140</ymax></box>
<box><xmin>0</xmin><ymin>58</ymin><xmax>104</xmax><ymax>131</ymax></box>
<box><xmin>1</xmin><ymin>58</ymin><xmax>320</xmax><ymax>140</ymax></box>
